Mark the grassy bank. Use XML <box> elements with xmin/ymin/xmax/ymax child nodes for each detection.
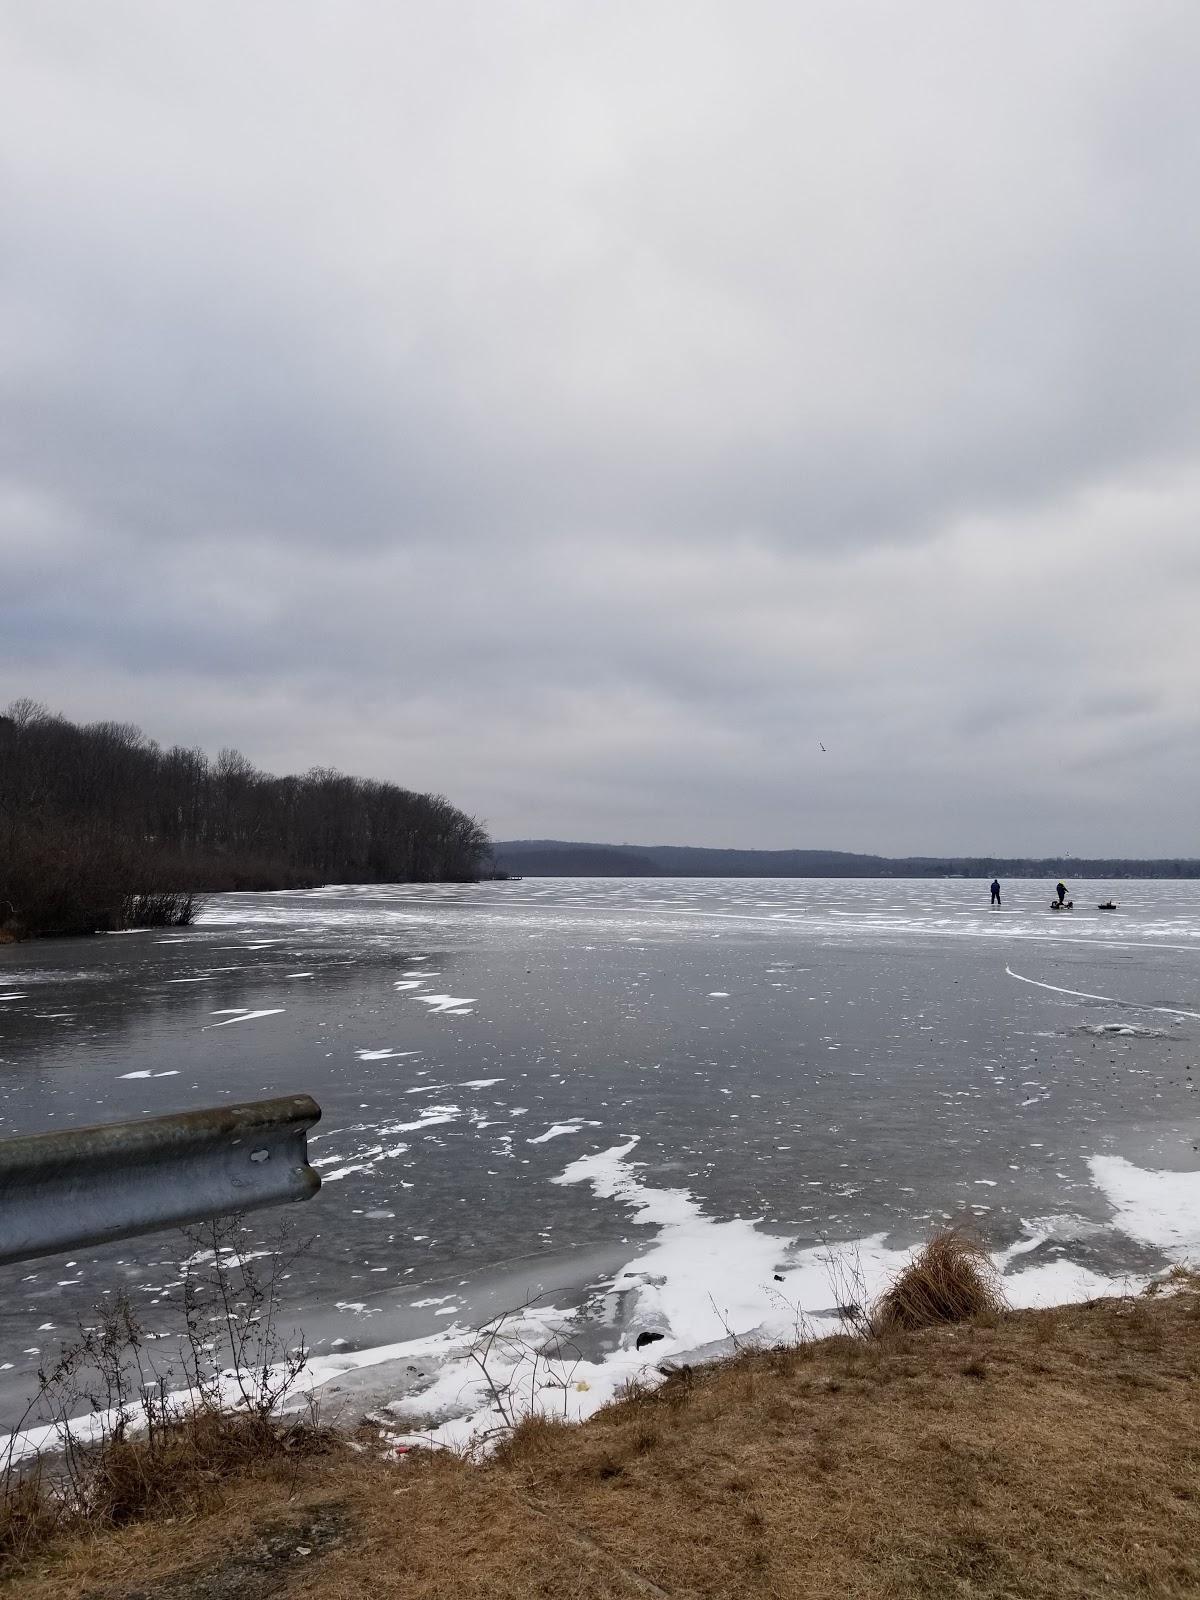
<box><xmin>5</xmin><ymin>1277</ymin><xmax>1199</xmax><ymax>1599</ymax></box>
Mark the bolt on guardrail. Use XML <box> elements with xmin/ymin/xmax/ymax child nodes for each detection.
<box><xmin>0</xmin><ymin>1095</ymin><xmax>321</xmax><ymax>1265</ymax></box>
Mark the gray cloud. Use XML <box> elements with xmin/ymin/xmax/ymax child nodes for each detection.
<box><xmin>3</xmin><ymin>2</ymin><xmax>1200</xmax><ymax>853</ymax></box>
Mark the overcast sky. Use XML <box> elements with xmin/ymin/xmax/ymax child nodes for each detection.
<box><xmin>3</xmin><ymin>3</ymin><xmax>1199</xmax><ymax>855</ymax></box>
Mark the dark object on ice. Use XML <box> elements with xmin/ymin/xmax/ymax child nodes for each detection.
<box><xmin>1056</xmin><ymin>881</ymin><xmax>1068</xmax><ymax>905</ymax></box>
<box><xmin>990</xmin><ymin>878</ymin><xmax>1001</xmax><ymax>906</ymax></box>
<box><xmin>636</xmin><ymin>1330</ymin><xmax>665</xmax><ymax>1351</ymax></box>
<box><xmin>1050</xmin><ymin>899</ymin><xmax>1074</xmax><ymax>911</ymax></box>
<box><xmin>1098</xmin><ymin>901</ymin><xmax>1118</xmax><ymax>911</ymax></box>
<box><xmin>773</xmin><ymin>1273</ymin><xmax>785</xmax><ymax>1282</ymax></box>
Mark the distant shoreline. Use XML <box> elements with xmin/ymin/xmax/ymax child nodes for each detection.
<box><xmin>493</xmin><ymin>840</ymin><xmax>1200</xmax><ymax>879</ymax></box>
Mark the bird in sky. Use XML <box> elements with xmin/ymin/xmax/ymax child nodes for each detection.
<box><xmin>819</xmin><ymin>742</ymin><xmax>826</xmax><ymax>753</ymax></box>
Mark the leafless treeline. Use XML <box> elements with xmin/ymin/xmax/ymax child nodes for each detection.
<box><xmin>0</xmin><ymin>700</ymin><xmax>491</xmax><ymax>937</ymax></box>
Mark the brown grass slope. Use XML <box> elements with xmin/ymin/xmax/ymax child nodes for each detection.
<box><xmin>6</xmin><ymin>1281</ymin><xmax>1200</xmax><ymax>1600</ymax></box>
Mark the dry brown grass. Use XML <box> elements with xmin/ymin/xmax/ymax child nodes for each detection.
<box><xmin>0</xmin><ymin>1475</ymin><xmax>55</xmax><ymax>1568</ymax></box>
<box><xmin>0</xmin><ymin>1409</ymin><xmax>330</xmax><ymax>1571</ymax></box>
<box><xmin>7</xmin><ymin>1286</ymin><xmax>1200</xmax><ymax>1599</ymax></box>
<box><xmin>873</xmin><ymin>1228</ymin><xmax>1005</xmax><ymax>1331</ymax></box>
<box><xmin>84</xmin><ymin>1409</ymin><xmax>330</xmax><ymax>1527</ymax></box>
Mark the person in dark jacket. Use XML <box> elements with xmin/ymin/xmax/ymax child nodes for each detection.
<box><xmin>1056</xmin><ymin>881</ymin><xmax>1067</xmax><ymax>905</ymax></box>
<box><xmin>990</xmin><ymin>878</ymin><xmax>1001</xmax><ymax>906</ymax></box>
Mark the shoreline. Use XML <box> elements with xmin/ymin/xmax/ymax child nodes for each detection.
<box><xmin>5</xmin><ymin>1137</ymin><xmax>1194</xmax><ymax>1465</ymax></box>
<box><xmin>7</xmin><ymin>1280</ymin><xmax>1200</xmax><ymax>1597</ymax></box>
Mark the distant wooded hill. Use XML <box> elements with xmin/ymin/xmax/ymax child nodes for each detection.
<box><xmin>494</xmin><ymin>840</ymin><xmax>1200</xmax><ymax>878</ymax></box>
<box><xmin>1</xmin><ymin>700</ymin><xmax>490</xmax><ymax>938</ymax></box>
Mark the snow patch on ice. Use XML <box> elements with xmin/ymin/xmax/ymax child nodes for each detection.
<box><xmin>379</xmin><ymin>1106</ymin><xmax>461</xmax><ymax>1135</ymax></box>
<box><xmin>526</xmin><ymin>1119</ymin><xmax>602</xmax><ymax>1145</ymax></box>
<box><xmin>1001</xmin><ymin>1260</ymin><xmax>1120</xmax><ymax>1306</ymax></box>
<box><xmin>315</xmin><ymin>1143</ymin><xmax>411</xmax><ymax>1182</ymax></box>
<box><xmin>202</xmin><ymin>1008</ymin><xmax>284</xmax><ymax>1029</ymax></box>
<box><xmin>312</xmin><ymin>1106</ymin><xmax>461</xmax><ymax>1181</ymax></box>
<box><xmin>416</xmin><ymin>993</ymin><xmax>477</xmax><ymax>1014</ymax></box>
<box><xmin>1088</xmin><ymin>1154</ymin><xmax>1200</xmax><ymax>1257</ymax></box>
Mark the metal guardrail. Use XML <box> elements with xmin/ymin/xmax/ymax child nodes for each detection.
<box><xmin>0</xmin><ymin>1095</ymin><xmax>321</xmax><ymax>1265</ymax></box>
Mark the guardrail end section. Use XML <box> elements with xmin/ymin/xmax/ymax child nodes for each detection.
<box><xmin>0</xmin><ymin>1094</ymin><xmax>323</xmax><ymax>1264</ymax></box>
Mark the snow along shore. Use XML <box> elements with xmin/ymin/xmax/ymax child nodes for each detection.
<box><xmin>6</xmin><ymin>1139</ymin><xmax>1196</xmax><ymax>1463</ymax></box>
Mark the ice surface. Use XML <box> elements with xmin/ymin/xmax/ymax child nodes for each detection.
<box><xmin>18</xmin><ymin>1135</ymin><xmax>1171</xmax><ymax>1462</ymax></box>
<box><xmin>4</xmin><ymin>875</ymin><xmax>1200</xmax><ymax>1449</ymax></box>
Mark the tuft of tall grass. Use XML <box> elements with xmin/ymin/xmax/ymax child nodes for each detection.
<box><xmin>873</xmin><ymin>1230</ymin><xmax>1005</xmax><ymax>1333</ymax></box>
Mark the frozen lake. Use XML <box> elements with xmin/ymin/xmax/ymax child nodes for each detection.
<box><xmin>2</xmin><ymin>876</ymin><xmax>1198</xmax><ymax>1440</ymax></box>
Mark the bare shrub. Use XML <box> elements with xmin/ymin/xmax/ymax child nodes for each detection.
<box><xmin>873</xmin><ymin>1230</ymin><xmax>1005</xmax><ymax>1333</ymax></box>
<box><xmin>0</xmin><ymin>1217</ymin><xmax>321</xmax><ymax>1566</ymax></box>
<box><xmin>818</xmin><ymin>1240</ymin><xmax>874</xmax><ymax>1335</ymax></box>
<box><xmin>119</xmin><ymin>890</ymin><xmax>202</xmax><ymax>928</ymax></box>
<box><xmin>464</xmin><ymin>1296</ymin><xmax>586</xmax><ymax>1454</ymax></box>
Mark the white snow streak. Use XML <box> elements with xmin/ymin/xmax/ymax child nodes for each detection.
<box><xmin>1004</xmin><ymin>965</ymin><xmax>1200</xmax><ymax>1020</ymax></box>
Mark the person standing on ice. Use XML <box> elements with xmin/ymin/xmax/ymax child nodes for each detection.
<box><xmin>990</xmin><ymin>878</ymin><xmax>1001</xmax><ymax>907</ymax></box>
<box><xmin>1056</xmin><ymin>881</ymin><xmax>1068</xmax><ymax>906</ymax></box>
